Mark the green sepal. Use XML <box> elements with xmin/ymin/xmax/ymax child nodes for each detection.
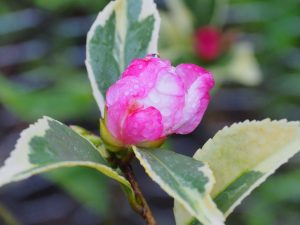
<box><xmin>70</xmin><ymin>125</ymin><xmax>102</xmax><ymax>147</ymax></box>
<box><xmin>100</xmin><ymin>118</ymin><xmax>125</xmax><ymax>152</ymax></box>
<box><xmin>136</xmin><ymin>137</ymin><xmax>166</xmax><ymax>149</ymax></box>
<box><xmin>99</xmin><ymin>114</ymin><xmax>166</xmax><ymax>152</ymax></box>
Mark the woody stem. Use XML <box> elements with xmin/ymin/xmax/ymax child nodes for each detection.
<box><xmin>120</xmin><ymin>162</ymin><xmax>157</xmax><ymax>225</ymax></box>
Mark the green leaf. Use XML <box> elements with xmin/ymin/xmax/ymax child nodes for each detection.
<box><xmin>85</xmin><ymin>0</ymin><xmax>160</xmax><ymax>116</ymax></box>
<box><xmin>133</xmin><ymin>147</ymin><xmax>224</xmax><ymax>225</ymax></box>
<box><xmin>0</xmin><ymin>117</ymin><xmax>134</xmax><ymax>203</ymax></box>
<box><xmin>174</xmin><ymin>119</ymin><xmax>300</xmax><ymax>225</ymax></box>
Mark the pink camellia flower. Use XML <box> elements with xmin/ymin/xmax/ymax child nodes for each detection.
<box><xmin>195</xmin><ymin>26</ymin><xmax>222</xmax><ymax>61</ymax></box>
<box><xmin>103</xmin><ymin>54</ymin><xmax>214</xmax><ymax>148</ymax></box>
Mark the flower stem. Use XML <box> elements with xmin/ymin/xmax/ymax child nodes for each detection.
<box><xmin>120</xmin><ymin>163</ymin><xmax>157</xmax><ymax>225</ymax></box>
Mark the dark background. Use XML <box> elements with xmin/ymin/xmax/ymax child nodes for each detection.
<box><xmin>0</xmin><ymin>0</ymin><xmax>300</xmax><ymax>225</ymax></box>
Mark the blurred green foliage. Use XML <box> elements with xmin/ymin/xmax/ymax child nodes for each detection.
<box><xmin>228</xmin><ymin>0</ymin><xmax>300</xmax><ymax>120</ymax></box>
<box><xmin>224</xmin><ymin>0</ymin><xmax>300</xmax><ymax>224</ymax></box>
<box><xmin>0</xmin><ymin>0</ymin><xmax>110</xmax><ymax>220</ymax></box>
<box><xmin>33</xmin><ymin>0</ymin><xmax>109</xmax><ymax>12</ymax></box>
<box><xmin>233</xmin><ymin>169</ymin><xmax>300</xmax><ymax>225</ymax></box>
<box><xmin>0</xmin><ymin>0</ymin><xmax>110</xmax><ymax>13</ymax></box>
<box><xmin>0</xmin><ymin>0</ymin><xmax>111</xmax><ymax>123</ymax></box>
<box><xmin>161</xmin><ymin>0</ymin><xmax>300</xmax><ymax>224</ymax></box>
<box><xmin>0</xmin><ymin>72</ymin><xmax>95</xmax><ymax>122</ymax></box>
<box><xmin>183</xmin><ymin>0</ymin><xmax>215</xmax><ymax>27</ymax></box>
<box><xmin>0</xmin><ymin>0</ymin><xmax>299</xmax><ymax>224</ymax></box>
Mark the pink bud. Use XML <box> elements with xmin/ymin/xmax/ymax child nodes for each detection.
<box><xmin>104</xmin><ymin>54</ymin><xmax>214</xmax><ymax>146</ymax></box>
<box><xmin>195</xmin><ymin>26</ymin><xmax>222</xmax><ymax>61</ymax></box>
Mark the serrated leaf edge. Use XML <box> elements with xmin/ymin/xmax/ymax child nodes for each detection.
<box><xmin>0</xmin><ymin>116</ymin><xmax>131</xmax><ymax>193</ymax></box>
<box><xmin>195</xmin><ymin>118</ymin><xmax>300</xmax><ymax>217</ymax></box>
<box><xmin>133</xmin><ymin>147</ymin><xmax>225</xmax><ymax>225</ymax></box>
<box><xmin>85</xmin><ymin>1</ymin><xmax>117</xmax><ymax>117</ymax></box>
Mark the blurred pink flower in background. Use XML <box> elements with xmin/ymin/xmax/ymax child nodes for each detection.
<box><xmin>104</xmin><ymin>54</ymin><xmax>214</xmax><ymax>146</ymax></box>
<box><xmin>195</xmin><ymin>26</ymin><xmax>222</xmax><ymax>61</ymax></box>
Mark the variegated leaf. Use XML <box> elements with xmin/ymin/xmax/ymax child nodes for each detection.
<box><xmin>174</xmin><ymin>119</ymin><xmax>300</xmax><ymax>225</ymax></box>
<box><xmin>133</xmin><ymin>147</ymin><xmax>224</xmax><ymax>225</ymax></box>
<box><xmin>0</xmin><ymin>117</ymin><xmax>134</xmax><ymax>202</ymax></box>
<box><xmin>85</xmin><ymin>0</ymin><xmax>160</xmax><ymax>116</ymax></box>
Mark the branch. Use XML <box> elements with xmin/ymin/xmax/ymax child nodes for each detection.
<box><xmin>120</xmin><ymin>163</ymin><xmax>157</xmax><ymax>225</ymax></box>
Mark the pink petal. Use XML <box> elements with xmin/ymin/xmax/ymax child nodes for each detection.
<box><xmin>122</xmin><ymin>55</ymin><xmax>171</xmax><ymax>78</ymax></box>
<box><xmin>142</xmin><ymin>69</ymin><xmax>185</xmax><ymax>134</ymax></box>
<box><xmin>175</xmin><ymin>64</ymin><xmax>215</xmax><ymax>91</ymax></box>
<box><xmin>106</xmin><ymin>55</ymin><xmax>172</xmax><ymax>143</ymax></box>
<box><xmin>121</xmin><ymin>58</ymin><xmax>148</xmax><ymax>78</ymax></box>
<box><xmin>106</xmin><ymin>76</ymin><xmax>146</xmax><ymax>106</ymax></box>
<box><xmin>105</xmin><ymin>54</ymin><xmax>215</xmax><ymax>143</ymax></box>
<box><xmin>106</xmin><ymin>103</ymin><xmax>127</xmax><ymax>141</ymax></box>
<box><xmin>106</xmin><ymin>76</ymin><xmax>145</xmax><ymax>140</ymax></box>
<box><xmin>174</xmin><ymin>73</ymin><xmax>214</xmax><ymax>134</ymax></box>
<box><xmin>195</xmin><ymin>26</ymin><xmax>222</xmax><ymax>61</ymax></box>
<box><xmin>122</xmin><ymin>55</ymin><xmax>172</xmax><ymax>94</ymax></box>
<box><xmin>122</xmin><ymin>107</ymin><xmax>163</xmax><ymax>144</ymax></box>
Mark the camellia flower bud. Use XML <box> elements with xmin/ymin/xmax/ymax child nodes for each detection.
<box><xmin>195</xmin><ymin>26</ymin><xmax>222</xmax><ymax>61</ymax></box>
<box><xmin>101</xmin><ymin>54</ymin><xmax>214</xmax><ymax>150</ymax></box>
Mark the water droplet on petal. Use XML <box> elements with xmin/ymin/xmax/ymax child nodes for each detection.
<box><xmin>151</xmin><ymin>53</ymin><xmax>160</xmax><ymax>58</ymax></box>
